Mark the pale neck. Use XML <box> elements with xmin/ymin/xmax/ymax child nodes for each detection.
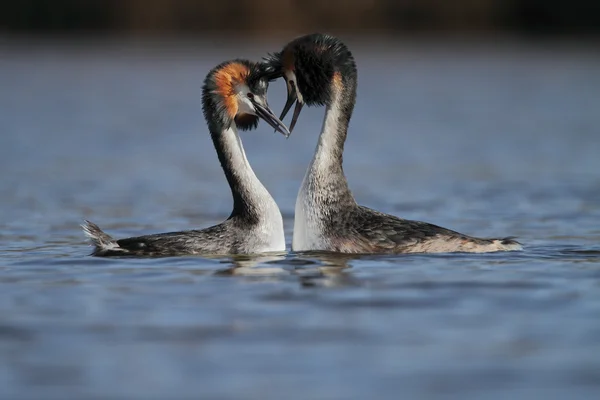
<box><xmin>211</xmin><ymin>124</ymin><xmax>275</xmax><ymax>220</ymax></box>
<box><xmin>305</xmin><ymin>83</ymin><xmax>356</xmax><ymax>206</ymax></box>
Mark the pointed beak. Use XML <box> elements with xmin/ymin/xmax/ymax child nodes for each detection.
<box><xmin>252</xmin><ymin>99</ymin><xmax>290</xmax><ymax>138</ymax></box>
<box><xmin>280</xmin><ymin>81</ymin><xmax>304</xmax><ymax>134</ymax></box>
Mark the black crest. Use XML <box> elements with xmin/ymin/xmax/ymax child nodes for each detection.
<box><xmin>264</xmin><ymin>33</ymin><xmax>357</xmax><ymax>106</ymax></box>
<box><xmin>261</xmin><ymin>54</ymin><xmax>284</xmax><ymax>81</ymax></box>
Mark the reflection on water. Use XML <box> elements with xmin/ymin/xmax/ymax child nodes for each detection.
<box><xmin>0</xmin><ymin>38</ymin><xmax>600</xmax><ymax>399</ymax></box>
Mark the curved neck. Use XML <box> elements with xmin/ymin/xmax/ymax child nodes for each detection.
<box><xmin>211</xmin><ymin>124</ymin><xmax>274</xmax><ymax>221</ymax></box>
<box><xmin>305</xmin><ymin>76</ymin><xmax>356</xmax><ymax>206</ymax></box>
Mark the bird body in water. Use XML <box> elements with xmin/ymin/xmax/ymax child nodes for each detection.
<box><xmin>83</xmin><ymin>60</ymin><xmax>290</xmax><ymax>257</ymax></box>
<box><xmin>264</xmin><ymin>33</ymin><xmax>522</xmax><ymax>254</ymax></box>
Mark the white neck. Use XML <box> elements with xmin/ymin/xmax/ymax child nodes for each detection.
<box><xmin>219</xmin><ymin>124</ymin><xmax>285</xmax><ymax>252</ymax></box>
<box><xmin>293</xmin><ymin>93</ymin><xmax>354</xmax><ymax>251</ymax></box>
<box><xmin>311</xmin><ymin>100</ymin><xmax>343</xmax><ymax>171</ymax></box>
<box><xmin>221</xmin><ymin>125</ymin><xmax>265</xmax><ymax>197</ymax></box>
<box><xmin>303</xmin><ymin>90</ymin><xmax>354</xmax><ymax>202</ymax></box>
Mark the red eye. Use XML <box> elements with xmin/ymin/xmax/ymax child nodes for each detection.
<box><xmin>247</xmin><ymin>93</ymin><xmax>254</xmax><ymax>99</ymax></box>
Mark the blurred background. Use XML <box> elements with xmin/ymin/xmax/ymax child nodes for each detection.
<box><xmin>0</xmin><ymin>0</ymin><xmax>600</xmax><ymax>35</ymax></box>
<box><xmin>1</xmin><ymin>0</ymin><xmax>599</xmax><ymax>36</ymax></box>
<box><xmin>1</xmin><ymin>2</ymin><xmax>600</xmax><ymax>400</ymax></box>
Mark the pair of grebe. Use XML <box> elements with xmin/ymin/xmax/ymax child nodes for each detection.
<box><xmin>84</xmin><ymin>34</ymin><xmax>521</xmax><ymax>257</ymax></box>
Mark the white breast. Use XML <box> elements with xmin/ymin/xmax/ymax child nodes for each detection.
<box><xmin>292</xmin><ymin>180</ymin><xmax>327</xmax><ymax>252</ymax></box>
<box><xmin>292</xmin><ymin>93</ymin><xmax>343</xmax><ymax>252</ymax></box>
<box><xmin>259</xmin><ymin>201</ymin><xmax>286</xmax><ymax>252</ymax></box>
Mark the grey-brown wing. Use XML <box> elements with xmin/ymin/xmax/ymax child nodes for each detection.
<box><xmin>345</xmin><ymin>206</ymin><xmax>479</xmax><ymax>253</ymax></box>
<box><xmin>115</xmin><ymin>224</ymin><xmax>233</xmax><ymax>256</ymax></box>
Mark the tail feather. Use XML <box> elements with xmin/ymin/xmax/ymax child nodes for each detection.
<box><xmin>81</xmin><ymin>220</ymin><xmax>123</xmax><ymax>255</ymax></box>
<box><xmin>493</xmin><ymin>236</ymin><xmax>522</xmax><ymax>251</ymax></box>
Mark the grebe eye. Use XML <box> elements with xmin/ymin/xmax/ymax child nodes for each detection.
<box><xmin>247</xmin><ymin>93</ymin><xmax>254</xmax><ymax>100</ymax></box>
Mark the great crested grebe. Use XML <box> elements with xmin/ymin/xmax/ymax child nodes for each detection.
<box><xmin>264</xmin><ymin>33</ymin><xmax>522</xmax><ymax>254</ymax></box>
<box><xmin>83</xmin><ymin>59</ymin><xmax>290</xmax><ymax>257</ymax></box>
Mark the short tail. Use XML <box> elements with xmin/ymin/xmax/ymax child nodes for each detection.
<box><xmin>81</xmin><ymin>220</ymin><xmax>122</xmax><ymax>256</ymax></box>
<box><xmin>493</xmin><ymin>237</ymin><xmax>523</xmax><ymax>251</ymax></box>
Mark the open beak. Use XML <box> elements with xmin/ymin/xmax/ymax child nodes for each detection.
<box><xmin>252</xmin><ymin>99</ymin><xmax>291</xmax><ymax>138</ymax></box>
<box><xmin>279</xmin><ymin>80</ymin><xmax>304</xmax><ymax>134</ymax></box>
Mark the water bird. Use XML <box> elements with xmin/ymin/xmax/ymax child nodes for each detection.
<box><xmin>264</xmin><ymin>33</ymin><xmax>522</xmax><ymax>253</ymax></box>
<box><xmin>83</xmin><ymin>59</ymin><xmax>290</xmax><ymax>256</ymax></box>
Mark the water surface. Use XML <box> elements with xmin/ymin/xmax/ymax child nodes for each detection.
<box><xmin>1</xmin><ymin>38</ymin><xmax>599</xmax><ymax>399</ymax></box>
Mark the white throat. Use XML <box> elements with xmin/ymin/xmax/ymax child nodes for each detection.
<box><xmin>312</xmin><ymin>99</ymin><xmax>342</xmax><ymax>171</ymax></box>
<box><xmin>292</xmin><ymin>99</ymin><xmax>343</xmax><ymax>251</ymax></box>
<box><xmin>222</xmin><ymin>124</ymin><xmax>285</xmax><ymax>252</ymax></box>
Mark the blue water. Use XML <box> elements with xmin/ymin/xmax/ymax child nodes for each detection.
<box><xmin>1</xmin><ymin>38</ymin><xmax>599</xmax><ymax>399</ymax></box>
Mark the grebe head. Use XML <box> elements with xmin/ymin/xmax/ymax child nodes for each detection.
<box><xmin>264</xmin><ymin>33</ymin><xmax>357</xmax><ymax>132</ymax></box>
<box><xmin>203</xmin><ymin>59</ymin><xmax>290</xmax><ymax>137</ymax></box>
